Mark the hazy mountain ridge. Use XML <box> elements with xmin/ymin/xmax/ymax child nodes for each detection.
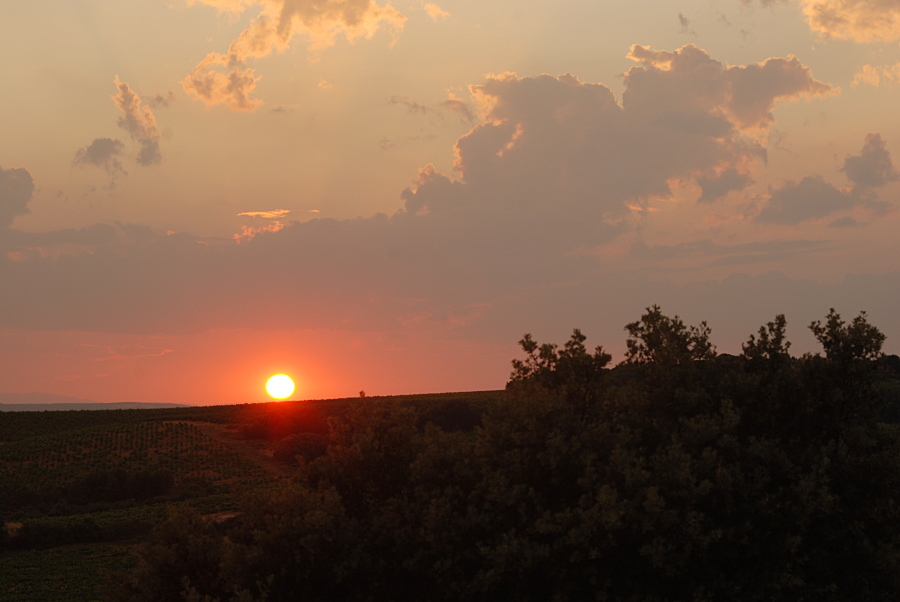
<box><xmin>0</xmin><ymin>392</ymin><xmax>190</xmax><ymax>411</ymax></box>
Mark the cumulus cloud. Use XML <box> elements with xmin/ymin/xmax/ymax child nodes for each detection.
<box><xmin>183</xmin><ymin>0</ymin><xmax>406</xmax><ymax>110</ymax></box>
<box><xmin>112</xmin><ymin>76</ymin><xmax>162</xmax><ymax>166</ymax></box>
<box><xmin>743</xmin><ymin>0</ymin><xmax>900</xmax><ymax>43</ymax></box>
<box><xmin>842</xmin><ymin>133</ymin><xmax>898</xmax><ymax>189</ymax></box>
<box><xmin>625</xmin><ymin>44</ymin><xmax>836</xmax><ymax>131</ymax></box>
<box><xmin>757</xmin><ymin>176</ymin><xmax>852</xmax><ymax>224</ymax></box>
<box><xmin>853</xmin><ymin>63</ymin><xmax>900</xmax><ymax>87</ymax></box>
<box><xmin>757</xmin><ymin>133</ymin><xmax>897</xmax><ymax>224</ymax></box>
<box><xmin>422</xmin><ymin>2</ymin><xmax>449</xmax><ymax>21</ymax></box>
<box><xmin>73</xmin><ymin>138</ymin><xmax>127</xmax><ymax>176</ymax></box>
<box><xmin>802</xmin><ymin>0</ymin><xmax>900</xmax><ymax>42</ymax></box>
<box><xmin>697</xmin><ymin>168</ymin><xmax>754</xmax><ymax>203</ymax></box>
<box><xmin>396</xmin><ymin>45</ymin><xmax>830</xmax><ymax>246</ymax></box>
<box><xmin>0</xmin><ymin>166</ymin><xmax>34</xmax><ymax>229</ymax></box>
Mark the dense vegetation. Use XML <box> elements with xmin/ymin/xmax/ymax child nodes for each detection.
<box><xmin>0</xmin><ymin>391</ymin><xmax>499</xmax><ymax>599</ymax></box>
<box><xmin>107</xmin><ymin>307</ymin><xmax>900</xmax><ymax>601</ymax></box>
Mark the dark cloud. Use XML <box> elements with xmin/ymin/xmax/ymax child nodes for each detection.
<box><xmin>757</xmin><ymin>133</ymin><xmax>897</xmax><ymax>224</ymax></box>
<box><xmin>112</xmin><ymin>76</ymin><xmax>162</xmax><ymax>167</ymax></box>
<box><xmin>697</xmin><ymin>168</ymin><xmax>754</xmax><ymax>203</ymax></box>
<box><xmin>401</xmin><ymin>45</ymin><xmax>829</xmax><ymax>248</ymax></box>
<box><xmin>757</xmin><ymin>175</ymin><xmax>851</xmax><ymax>224</ymax></box>
<box><xmin>842</xmin><ymin>133</ymin><xmax>898</xmax><ymax>189</ymax></box>
<box><xmin>2</xmin><ymin>223</ymin><xmax>119</xmax><ymax>253</ymax></box>
<box><xmin>0</xmin><ymin>166</ymin><xmax>34</xmax><ymax>229</ymax></box>
<box><xmin>146</xmin><ymin>91</ymin><xmax>176</xmax><ymax>109</ymax></box>
<box><xmin>390</xmin><ymin>96</ymin><xmax>433</xmax><ymax>115</ymax></box>
<box><xmin>389</xmin><ymin>95</ymin><xmax>475</xmax><ymax>125</ymax></box>
<box><xmin>678</xmin><ymin>12</ymin><xmax>696</xmax><ymax>35</ymax></box>
<box><xmin>73</xmin><ymin>138</ymin><xmax>127</xmax><ymax>176</ymax></box>
<box><xmin>438</xmin><ymin>98</ymin><xmax>475</xmax><ymax>124</ymax></box>
<box><xmin>829</xmin><ymin>216</ymin><xmax>858</xmax><ymax>228</ymax></box>
<box><xmin>631</xmin><ymin>238</ymin><xmax>827</xmax><ymax>264</ymax></box>
<box><xmin>624</xmin><ymin>44</ymin><xmax>835</xmax><ymax>131</ymax></box>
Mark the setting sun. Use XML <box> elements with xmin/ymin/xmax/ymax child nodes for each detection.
<box><xmin>266</xmin><ymin>374</ymin><xmax>295</xmax><ymax>400</ymax></box>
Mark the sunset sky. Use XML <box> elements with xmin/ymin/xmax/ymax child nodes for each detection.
<box><xmin>2</xmin><ymin>0</ymin><xmax>899</xmax><ymax>405</ymax></box>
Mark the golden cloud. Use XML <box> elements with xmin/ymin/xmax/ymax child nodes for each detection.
<box><xmin>854</xmin><ymin>63</ymin><xmax>900</xmax><ymax>87</ymax></box>
<box><xmin>183</xmin><ymin>0</ymin><xmax>406</xmax><ymax>110</ymax></box>
<box><xmin>802</xmin><ymin>0</ymin><xmax>900</xmax><ymax>42</ymax></box>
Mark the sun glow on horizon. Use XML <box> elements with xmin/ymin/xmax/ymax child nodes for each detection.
<box><xmin>266</xmin><ymin>374</ymin><xmax>295</xmax><ymax>399</ymax></box>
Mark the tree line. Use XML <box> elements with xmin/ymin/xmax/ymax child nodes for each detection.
<box><xmin>116</xmin><ymin>307</ymin><xmax>900</xmax><ymax>601</ymax></box>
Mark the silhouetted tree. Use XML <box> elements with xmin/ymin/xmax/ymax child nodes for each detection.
<box><xmin>624</xmin><ymin>304</ymin><xmax>715</xmax><ymax>365</ymax></box>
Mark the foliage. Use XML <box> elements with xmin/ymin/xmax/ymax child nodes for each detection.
<box><xmin>118</xmin><ymin>307</ymin><xmax>900</xmax><ymax>601</ymax></box>
<box><xmin>810</xmin><ymin>308</ymin><xmax>885</xmax><ymax>363</ymax></box>
<box><xmin>742</xmin><ymin>313</ymin><xmax>791</xmax><ymax>363</ymax></box>
<box><xmin>624</xmin><ymin>304</ymin><xmax>715</xmax><ymax>365</ymax></box>
<box><xmin>271</xmin><ymin>433</ymin><xmax>328</xmax><ymax>465</ymax></box>
<box><xmin>509</xmin><ymin>329</ymin><xmax>611</xmax><ymax>418</ymax></box>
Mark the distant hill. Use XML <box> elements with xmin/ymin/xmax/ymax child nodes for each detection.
<box><xmin>0</xmin><ymin>392</ymin><xmax>190</xmax><ymax>411</ymax></box>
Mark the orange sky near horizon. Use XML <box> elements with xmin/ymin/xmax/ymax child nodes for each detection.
<box><xmin>2</xmin><ymin>0</ymin><xmax>899</xmax><ymax>405</ymax></box>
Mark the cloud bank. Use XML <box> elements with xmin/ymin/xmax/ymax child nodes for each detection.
<box><xmin>2</xmin><ymin>45</ymin><xmax>850</xmax><ymax>341</ymax></box>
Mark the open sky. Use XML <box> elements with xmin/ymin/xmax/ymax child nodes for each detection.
<box><xmin>2</xmin><ymin>0</ymin><xmax>899</xmax><ymax>405</ymax></box>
